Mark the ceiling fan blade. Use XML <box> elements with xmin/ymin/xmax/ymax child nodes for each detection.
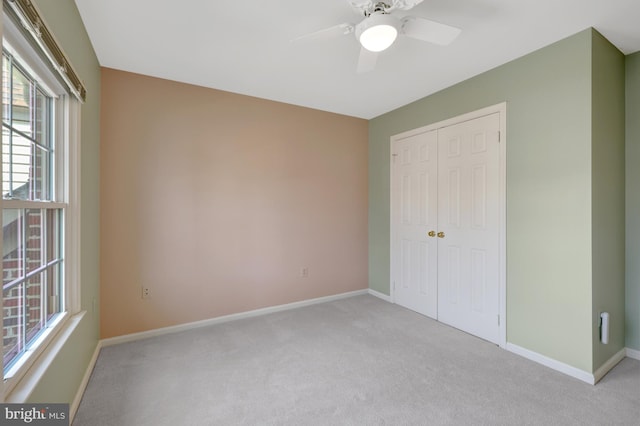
<box><xmin>348</xmin><ymin>0</ymin><xmax>375</xmax><ymax>14</ymax></box>
<box><xmin>357</xmin><ymin>47</ymin><xmax>378</xmax><ymax>73</ymax></box>
<box><xmin>401</xmin><ymin>16</ymin><xmax>461</xmax><ymax>46</ymax></box>
<box><xmin>292</xmin><ymin>23</ymin><xmax>355</xmax><ymax>44</ymax></box>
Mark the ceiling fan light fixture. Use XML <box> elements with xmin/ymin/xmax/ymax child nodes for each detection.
<box><xmin>356</xmin><ymin>12</ymin><xmax>399</xmax><ymax>52</ymax></box>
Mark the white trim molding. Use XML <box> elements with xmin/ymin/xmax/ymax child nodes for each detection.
<box><xmin>506</xmin><ymin>343</ymin><xmax>627</xmax><ymax>385</ymax></box>
<box><xmin>368</xmin><ymin>289</ymin><xmax>392</xmax><ymax>302</ymax></box>
<box><xmin>64</xmin><ymin>96</ymin><xmax>82</xmax><ymax>314</ymax></box>
<box><xmin>70</xmin><ymin>340</ymin><xmax>101</xmax><ymax>422</ymax></box>
<box><xmin>593</xmin><ymin>349</ymin><xmax>626</xmax><ymax>384</ymax></box>
<box><xmin>102</xmin><ymin>289</ymin><xmax>369</xmax><ymax>347</ymax></box>
<box><xmin>626</xmin><ymin>347</ymin><xmax>640</xmax><ymax>361</ymax></box>
<box><xmin>506</xmin><ymin>343</ymin><xmax>595</xmax><ymax>384</ymax></box>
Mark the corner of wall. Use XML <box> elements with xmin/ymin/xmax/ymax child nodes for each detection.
<box><xmin>625</xmin><ymin>52</ymin><xmax>640</xmax><ymax>352</ymax></box>
<box><xmin>590</xmin><ymin>29</ymin><xmax>626</xmax><ymax>372</ymax></box>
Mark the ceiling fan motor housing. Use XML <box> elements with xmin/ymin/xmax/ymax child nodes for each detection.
<box><xmin>370</xmin><ymin>2</ymin><xmax>391</xmax><ymax>15</ymax></box>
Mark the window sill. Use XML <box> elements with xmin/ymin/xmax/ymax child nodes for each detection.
<box><xmin>4</xmin><ymin>310</ymin><xmax>86</xmax><ymax>402</ymax></box>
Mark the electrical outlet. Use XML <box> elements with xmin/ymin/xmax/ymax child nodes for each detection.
<box><xmin>141</xmin><ymin>286</ymin><xmax>151</xmax><ymax>299</ymax></box>
<box><xmin>300</xmin><ymin>267</ymin><xmax>309</xmax><ymax>278</ymax></box>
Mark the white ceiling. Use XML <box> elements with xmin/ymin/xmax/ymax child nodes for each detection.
<box><xmin>73</xmin><ymin>0</ymin><xmax>640</xmax><ymax>119</ymax></box>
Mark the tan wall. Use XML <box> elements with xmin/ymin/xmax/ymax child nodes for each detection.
<box><xmin>100</xmin><ymin>68</ymin><xmax>368</xmax><ymax>338</ymax></box>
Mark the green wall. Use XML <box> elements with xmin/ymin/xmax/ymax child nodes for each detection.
<box><xmin>626</xmin><ymin>52</ymin><xmax>640</xmax><ymax>352</ymax></box>
<box><xmin>591</xmin><ymin>32</ymin><xmax>626</xmax><ymax>369</ymax></box>
<box><xmin>369</xmin><ymin>29</ymin><xmax>626</xmax><ymax>373</ymax></box>
<box><xmin>24</xmin><ymin>0</ymin><xmax>101</xmax><ymax>403</ymax></box>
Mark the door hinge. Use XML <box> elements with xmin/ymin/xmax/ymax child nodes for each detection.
<box><xmin>498</xmin><ymin>131</ymin><xmax>501</xmax><ymax>142</ymax></box>
<box><xmin>497</xmin><ymin>314</ymin><xmax>500</xmax><ymax>326</ymax></box>
<box><xmin>392</xmin><ymin>153</ymin><xmax>398</xmax><ymax>164</ymax></box>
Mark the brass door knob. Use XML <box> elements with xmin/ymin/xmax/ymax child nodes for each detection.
<box><xmin>428</xmin><ymin>230</ymin><xmax>436</xmax><ymax>237</ymax></box>
<box><xmin>437</xmin><ymin>231</ymin><xmax>445</xmax><ymax>238</ymax></box>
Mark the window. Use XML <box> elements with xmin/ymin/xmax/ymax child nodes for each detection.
<box><xmin>2</xmin><ymin>49</ymin><xmax>64</xmax><ymax>376</ymax></box>
<box><xmin>1</xmin><ymin>2</ymin><xmax>82</xmax><ymax>397</ymax></box>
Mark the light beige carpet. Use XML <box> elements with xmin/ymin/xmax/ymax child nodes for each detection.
<box><xmin>73</xmin><ymin>295</ymin><xmax>640</xmax><ymax>425</ymax></box>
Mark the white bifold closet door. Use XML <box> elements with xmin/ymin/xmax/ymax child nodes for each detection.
<box><xmin>391</xmin><ymin>112</ymin><xmax>501</xmax><ymax>344</ymax></box>
<box><xmin>392</xmin><ymin>129</ymin><xmax>439</xmax><ymax>318</ymax></box>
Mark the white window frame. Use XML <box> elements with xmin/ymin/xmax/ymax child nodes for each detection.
<box><xmin>1</xmin><ymin>8</ymin><xmax>81</xmax><ymax>400</ymax></box>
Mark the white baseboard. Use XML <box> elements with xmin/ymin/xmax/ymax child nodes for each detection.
<box><xmin>506</xmin><ymin>343</ymin><xmax>595</xmax><ymax>384</ymax></box>
<box><xmin>506</xmin><ymin>343</ymin><xmax>628</xmax><ymax>385</ymax></box>
<box><xmin>70</xmin><ymin>341</ymin><xmax>102</xmax><ymax>422</ymax></box>
<box><xmin>627</xmin><ymin>347</ymin><xmax>640</xmax><ymax>361</ymax></box>
<box><xmin>101</xmin><ymin>289</ymin><xmax>369</xmax><ymax>347</ymax></box>
<box><xmin>593</xmin><ymin>348</ymin><xmax>626</xmax><ymax>384</ymax></box>
<box><xmin>368</xmin><ymin>289</ymin><xmax>392</xmax><ymax>302</ymax></box>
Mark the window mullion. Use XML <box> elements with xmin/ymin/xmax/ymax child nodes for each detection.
<box><xmin>41</xmin><ymin>210</ymin><xmax>47</xmax><ymax>327</ymax></box>
<box><xmin>30</xmin><ymin>80</ymin><xmax>35</xmax><ymax>199</ymax></box>
<box><xmin>20</xmin><ymin>210</ymin><xmax>26</xmax><ymax>355</ymax></box>
<box><xmin>49</xmin><ymin>97</ymin><xmax>54</xmax><ymax>201</ymax></box>
<box><xmin>20</xmin><ymin>283</ymin><xmax>25</xmax><ymax>355</ymax></box>
<box><xmin>42</xmin><ymin>270</ymin><xmax>47</xmax><ymax>327</ymax></box>
<box><xmin>8</xmin><ymin>56</ymin><xmax>14</xmax><ymax>199</ymax></box>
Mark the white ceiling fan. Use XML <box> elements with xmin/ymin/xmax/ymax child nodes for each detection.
<box><xmin>294</xmin><ymin>0</ymin><xmax>462</xmax><ymax>73</ymax></box>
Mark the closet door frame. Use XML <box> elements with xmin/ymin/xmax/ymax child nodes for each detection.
<box><xmin>389</xmin><ymin>102</ymin><xmax>507</xmax><ymax>348</ymax></box>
